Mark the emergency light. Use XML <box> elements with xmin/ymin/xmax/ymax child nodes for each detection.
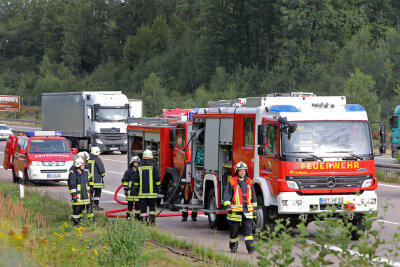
<box><xmin>26</xmin><ymin>131</ymin><xmax>62</xmax><ymax>137</ymax></box>
<box><xmin>270</xmin><ymin>105</ymin><xmax>300</xmax><ymax>112</ymax></box>
<box><xmin>345</xmin><ymin>104</ymin><xmax>366</xmax><ymax>112</ymax></box>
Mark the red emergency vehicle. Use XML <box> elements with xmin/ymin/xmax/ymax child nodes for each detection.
<box><xmin>185</xmin><ymin>93</ymin><xmax>385</xmax><ymax>239</ymax></box>
<box><xmin>126</xmin><ymin>109</ymin><xmax>192</xmax><ymax>209</ymax></box>
<box><xmin>3</xmin><ymin>131</ymin><xmax>77</xmax><ymax>184</ymax></box>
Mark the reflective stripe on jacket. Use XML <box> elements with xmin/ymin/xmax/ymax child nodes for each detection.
<box><xmin>88</xmin><ymin>155</ymin><xmax>105</xmax><ymax>188</ymax></box>
<box><xmin>134</xmin><ymin>159</ymin><xmax>160</xmax><ymax>199</ymax></box>
<box><xmin>68</xmin><ymin>169</ymin><xmax>91</xmax><ymax>205</ymax></box>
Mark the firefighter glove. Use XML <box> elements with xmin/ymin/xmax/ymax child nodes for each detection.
<box><xmin>72</xmin><ymin>194</ymin><xmax>78</xmax><ymax>203</ymax></box>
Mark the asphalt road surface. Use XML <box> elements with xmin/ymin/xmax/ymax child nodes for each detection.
<box><xmin>0</xmin><ymin>141</ymin><xmax>400</xmax><ymax>265</ymax></box>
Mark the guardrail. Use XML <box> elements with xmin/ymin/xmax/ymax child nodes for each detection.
<box><xmin>0</xmin><ymin>118</ymin><xmax>41</xmax><ymax>126</ymax></box>
<box><xmin>375</xmin><ymin>162</ymin><xmax>400</xmax><ymax>179</ymax></box>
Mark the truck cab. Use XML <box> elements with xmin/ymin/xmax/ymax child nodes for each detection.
<box><xmin>3</xmin><ymin>131</ymin><xmax>76</xmax><ymax>184</ymax></box>
<box><xmin>389</xmin><ymin>105</ymin><xmax>400</xmax><ymax>157</ymax></box>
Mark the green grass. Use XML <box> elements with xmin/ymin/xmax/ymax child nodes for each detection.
<box><xmin>376</xmin><ymin>170</ymin><xmax>400</xmax><ymax>184</ymax></box>
<box><xmin>0</xmin><ymin>182</ymin><xmax>253</xmax><ymax>266</ymax></box>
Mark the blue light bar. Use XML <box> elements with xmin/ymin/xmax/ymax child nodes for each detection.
<box><xmin>26</xmin><ymin>131</ymin><xmax>35</xmax><ymax>137</ymax></box>
<box><xmin>187</xmin><ymin>112</ymin><xmax>194</xmax><ymax>121</ymax></box>
<box><xmin>345</xmin><ymin>104</ymin><xmax>365</xmax><ymax>112</ymax></box>
<box><xmin>55</xmin><ymin>131</ymin><xmax>62</xmax><ymax>136</ymax></box>
<box><xmin>270</xmin><ymin>105</ymin><xmax>299</xmax><ymax>112</ymax></box>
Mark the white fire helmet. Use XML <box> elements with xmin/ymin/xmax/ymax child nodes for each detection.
<box><xmin>143</xmin><ymin>149</ymin><xmax>153</xmax><ymax>159</ymax></box>
<box><xmin>77</xmin><ymin>151</ymin><xmax>89</xmax><ymax>160</ymax></box>
<box><xmin>91</xmin><ymin>146</ymin><xmax>101</xmax><ymax>156</ymax></box>
<box><xmin>74</xmin><ymin>158</ymin><xmax>85</xmax><ymax>168</ymax></box>
<box><xmin>130</xmin><ymin>156</ymin><xmax>141</xmax><ymax>165</ymax></box>
<box><xmin>235</xmin><ymin>161</ymin><xmax>248</xmax><ymax>173</ymax></box>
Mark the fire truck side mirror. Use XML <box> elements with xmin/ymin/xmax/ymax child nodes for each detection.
<box><xmin>379</xmin><ymin>123</ymin><xmax>386</xmax><ymax>154</ymax></box>
<box><xmin>169</xmin><ymin>142</ymin><xmax>175</xmax><ymax>149</ymax></box>
<box><xmin>169</xmin><ymin>128</ymin><xmax>176</xmax><ymax>142</ymax></box>
<box><xmin>20</xmin><ymin>148</ymin><xmax>26</xmax><ymax>154</ymax></box>
<box><xmin>257</xmin><ymin>125</ymin><xmax>267</xmax><ymax>145</ymax></box>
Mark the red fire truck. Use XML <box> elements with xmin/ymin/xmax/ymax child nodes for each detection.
<box><xmin>126</xmin><ymin>109</ymin><xmax>193</xmax><ymax>209</ymax></box>
<box><xmin>3</xmin><ymin>131</ymin><xmax>77</xmax><ymax>184</ymax></box>
<box><xmin>185</xmin><ymin>93</ymin><xmax>385</xmax><ymax>239</ymax></box>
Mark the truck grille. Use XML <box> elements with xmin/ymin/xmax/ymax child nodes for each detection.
<box><xmin>100</xmin><ymin>128</ymin><xmax>121</xmax><ymax>134</ymax></box>
<box><xmin>100</xmin><ymin>133</ymin><xmax>125</xmax><ymax>140</ymax></box>
<box><xmin>287</xmin><ymin>175</ymin><xmax>366</xmax><ymax>189</ymax></box>
<box><xmin>40</xmin><ymin>169</ymin><xmax>68</xmax><ymax>173</ymax></box>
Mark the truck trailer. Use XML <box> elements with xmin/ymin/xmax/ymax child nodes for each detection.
<box><xmin>42</xmin><ymin>91</ymin><xmax>142</xmax><ymax>153</ymax></box>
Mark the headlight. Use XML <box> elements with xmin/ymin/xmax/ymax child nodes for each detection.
<box><xmin>361</xmin><ymin>179</ymin><xmax>373</xmax><ymax>188</ymax></box>
<box><xmin>286</xmin><ymin>180</ymin><xmax>299</xmax><ymax>190</ymax></box>
<box><xmin>30</xmin><ymin>161</ymin><xmax>41</xmax><ymax>166</ymax></box>
<box><xmin>66</xmin><ymin>161</ymin><xmax>74</xmax><ymax>166</ymax></box>
<box><xmin>95</xmin><ymin>138</ymin><xmax>103</xmax><ymax>144</ymax></box>
<box><xmin>281</xmin><ymin>200</ymin><xmax>302</xmax><ymax>206</ymax></box>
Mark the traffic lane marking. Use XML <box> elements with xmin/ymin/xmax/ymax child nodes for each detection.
<box><xmin>378</xmin><ymin>183</ymin><xmax>400</xmax><ymax>189</ymax></box>
<box><xmin>102</xmin><ymin>158</ymin><xmax>126</xmax><ymax>164</ymax></box>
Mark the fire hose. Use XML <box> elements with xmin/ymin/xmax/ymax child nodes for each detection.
<box><xmin>101</xmin><ymin>184</ymin><xmax>201</xmax><ymax>218</ymax></box>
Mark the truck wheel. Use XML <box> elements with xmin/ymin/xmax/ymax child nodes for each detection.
<box><xmin>351</xmin><ymin>215</ymin><xmax>365</xmax><ymax>240</ymax></box>
<box><xmin>24</xmin><ymin>170</ymin><xmax>33</xmax><ymax>186</ymax></box>
<box><xmin>256</xmin><ymin>194</ymin><xmax>277</xmax><ymax>236</ymax></box>
<box><xmin>12</xmin><ymin>167</ymin><xmax>18</xmax><ymax>183</ymax></box>
<box><xmin>207</xmin><ymin>188</ymin><xmax>227</xmax><ymax>230</ymax></box>
<box><xmin>166</xmin><ymin>179</ymin><xmax>179</xmax><ymax>211</ymax></box>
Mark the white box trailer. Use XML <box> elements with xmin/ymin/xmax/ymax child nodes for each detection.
<box><xmin>42</xmin><ymin>91</ymin><xmax>142</xmax><ymax>153</ymax></box>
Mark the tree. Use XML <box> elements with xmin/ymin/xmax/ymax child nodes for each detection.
<box><xmin>343</xmin><ymin>69</ymin><xmax>380</xmax><ymax>122</ymax></box>
<box><xmin>141</xmin><ymin>72</ymin><xmax>167</xmax><ymax>116</ymax></box>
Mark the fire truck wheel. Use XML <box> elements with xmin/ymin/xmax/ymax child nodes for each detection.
<box><xmin>12</xmin><ymin>167</ymin><xmax>18</xmax><ymax>183</ymax></box>
<box><xmin>256</xmin><ymin>194</ymin><xmax>277</xmax><ymax>236</ymax></box>
<box><xmin>207</xmin><ymin>189</ymin><xmax>227</xmax><ymax>230</ymax></box>
<box><xmin>351</xmin><ymin>214</ymin><xmax>365</xmax><ymax>240</ymax></box>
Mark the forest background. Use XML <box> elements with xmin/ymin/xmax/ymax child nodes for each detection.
<box><xmin>1</xmin><ymin>0</ymin><xmax>400</xmax><ymax>120</ymax></box>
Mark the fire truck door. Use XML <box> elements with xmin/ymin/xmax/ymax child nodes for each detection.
<box><xmin>259</xmin><ymin>123</ymin><xmax>280</xmax><ymax>195</ymax></box>
<box><xmin>173</xmin><ymin>128</ymin><xmax>186</xmax><ymax>174</ymax></box>
<box><xmin>14</xmin><ymin>138</ymin><xmax>27</xmax><ymax>175</ymax></box>
<box><xmin>233</xmin><ymin>115</ymin><xmax>255</xmax><ymax>178</ymax></box>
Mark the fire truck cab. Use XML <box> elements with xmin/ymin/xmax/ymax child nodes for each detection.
<box><xmin>126</xmin><ymin>109</ymin><xmax>192</xmax><ymax>209</ymax></box>
<box><xmin>3</xmin><ymin>131</ymin><xmax>77</xmax><ymax>184</ymax></box>
<box><xmin>188</xmin><ymin>93</ymin><xmax>385</xmax><ymax>239</ymax></box>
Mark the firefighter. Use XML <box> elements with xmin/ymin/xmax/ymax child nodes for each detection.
<box><xmin>134</xmin><ymin>149</ymin><xmax>160</xmax><ymax>224</ymax></box>
<box><xmin>222</xmin><ymin>161</ymin><xmax>257</xmax><ymax>254</ymax></box>
<box><xmin>122</xmin><ymin>156</ymin><xmax>141</xmax><ymax>220</ymax></box>
<box><xmin>181</xmin><ymin>177</ymin><xmax>197</xmax><ymax>222</ymax></box>
<box><xmin>88</xmin><ymin>146</ymin><xmax>105</xmax><ymax>211</ymax></box>
<box><xmin>68</xmin><ymin>158</ymin><xmax>94</xmax><ymax>225</ymax></box>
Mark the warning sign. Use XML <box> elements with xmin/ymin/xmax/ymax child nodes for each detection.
<box><xmin>0</xmin><ymin>95</ymin><xmax>20</xmax><ymax>111</ymax></box>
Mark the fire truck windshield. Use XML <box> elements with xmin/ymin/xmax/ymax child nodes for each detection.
<box><xmin>282</xmin><ymin>121</ymin><xmax>373</xmax><ymax>157</ymax></box>
<box><xmin>29</xmin><ymin>139</ymin><xmax>71</xmax><ymax>153</ymax></box>
<box><xmin>95</xmin><ymin>108</ymin><xmax>129</xmax><ymax>122</ymax></box>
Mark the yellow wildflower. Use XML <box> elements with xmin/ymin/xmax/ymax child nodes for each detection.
<box><xmin>80</xmin><ymin>252</ymin><xmax>84</xmax><ymax>255</ymax></box>
<box><xmin>90</xmin><ymin>261</ymin><xmax>93</xmax><ymax>264</ymax></box>
<box><xmin>102</xmin><ymin>246</ymin><xmax>108</xmax><ymax>251</ymax></box>
<box><xmin>51</xmin><ymin>242</ymin><xmax>56</xmax><ymax>245</ymax></box>
<box><xmin>61</xmin><ymin>222</ymin><xmax>69</xmax><ymax>228</ymax></box>
<box><xmin>52</xmin><ymin>232</ymin><xmax>59</xmax><ymax>237</ymax></box>
<box><xmin>16</xmin><ymin>233</ymin><xmax>24</xmax><ymax>240</ymax></box>
<box><xmin>92</xmin><ymin>250</ymin><xmax>98</xmax><ymax>255</ymax></box>
<box><xmin>84</xmin><ymin>240</ymin><xmax>90</xmax><ymax>243</ymax></box>
<box><xmin>64</xmin><ymin>234</ymin><xmax>69</xmax><ymax>237</ymax></box>
<box><xmin>88</xmin><ymin>256</ymin><xmax>94</xmax><ymax>259</ymax></box>
<box><xmin>71</xmin><ymin>248</ymin><xmax>77</xmax><ymax>252</ymax></box>
<box><xmin>85</xmin><ymin>246</ymin><xmax>90</xmax><ymax>249</ymax></box>
<box><xmin>77</xmin><ymin>234</ymin><xmax>82</xmax><ymax>237</ymax></box>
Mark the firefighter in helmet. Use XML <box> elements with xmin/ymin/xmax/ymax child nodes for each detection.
<box><xmin>87</xmin><ymin>147</ymin><xmax>106</xmax><ymax>210</ymax></box>
<box><xmin>68</xmin><ymin>158</ymin><xmax>94</xmax><ymax>225</ymax></box>
<box><xmin>122</xmin><ymin>156</ymin><xmax>141</xmax><ymax>220</ymax></box>
<box><xmin>133</xmin><ymin>149</ymin><xmax>160</xmax><ymax>224</ymax></box>
<box><xmin>222</xmin><ymin>161</ymin><xmax>257</xmax><ymax>254</ymax></box>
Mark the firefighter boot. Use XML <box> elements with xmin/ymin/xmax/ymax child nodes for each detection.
<box><xmin>247</xmin><ymin>244</ymin><xmax>255</xmax><ymax>254</ymax></box>
<box><xmin>94</xmin><ymin>204</ymin><xmax>104</xmax><ymax>211</ymax></box>
<box><xmin>191</xmin><ymin>209</ymin><xmax>198</xmax><ymax>221</ymax></box>
<box><xmin>229</xmin><ymin>242</ymin><xmax>238</xmax><ymax>253</ymax></box>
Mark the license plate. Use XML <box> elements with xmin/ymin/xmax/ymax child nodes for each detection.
<box><xmin>319</xmin><ymin>198</ymin><xmax>343</xmax><ymax>204</ymax></box>
<box><xmin>47</xmin><ymin>173</ymin><xmax>62</xmax><ymax>178</ymax></box>
<box><xmin>109</xmin><ymin>147</ymin><xmax>118</xmax><ymax>151</ymax></box>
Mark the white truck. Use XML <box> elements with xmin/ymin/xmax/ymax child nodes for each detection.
<box><xmin>42</xmin><ymin>92</ymin><xmax>142</xmax><ymax>153</ymax></box>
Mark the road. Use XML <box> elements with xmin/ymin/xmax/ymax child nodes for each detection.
<box><xmin>0</xmin><ymin>141</ymin><xmax>400</xmax><ymax>265</ymax></box>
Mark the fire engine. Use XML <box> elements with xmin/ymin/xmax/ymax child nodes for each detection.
<box><xmin>126</xmin><ymin>109</ymin><xmax>193</xmax><ymax>210</ymax></box>
<box><xmin>3</xmin><ymin>131</ymin><xmax>77</xmax><ymax>184</ymax></box>
<box><xmin>185</xmin><ymin>92</ymin><xmax>385</xmax><ymax>239</ymax></box>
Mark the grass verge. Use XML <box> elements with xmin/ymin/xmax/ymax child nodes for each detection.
<box><xmin>0</xmin><ymin>182</ymin><xmax>253</xmax><ymax>266</ymax></box>
<box><xmin>376</xmin><ymin>170</ymin><xmax>400</xmax><ymax>184</ymax></box>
